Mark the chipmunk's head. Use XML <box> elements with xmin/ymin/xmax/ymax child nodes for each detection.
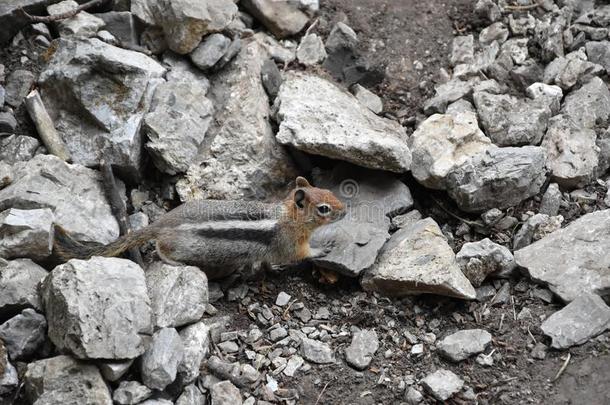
<box><xmin>286</xmin><ymin>176</ymin><xmax>346</xmax><ymax>228</ymax></box>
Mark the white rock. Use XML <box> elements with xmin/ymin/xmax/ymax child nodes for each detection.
<box><xmin>421</xmin><ymin>369</ymin><xmax>464</xmax><ymax>401</ymax></box>
<box><xmin>141</xmin><ymin>328</ymin><xmax>185</xmax><ymax>390</ymax></box>
<box><xmin>437</xmin><ymin>329</ymin><xmax>492</xmax><ymax>361</ymax></box>
<box><xmin>47</xmin><ymin>0</ymin><xmax>105</xmax><ymax>38</ymax></box>
<box><xmin>351</xmin><ymin>84</ymin><xmax>383</xmax><ymax>114</ymax></box>
<box><xmin>296</xmin><ymin>34</ymin><xmax>326</xmax><ymax>65</ymax></box>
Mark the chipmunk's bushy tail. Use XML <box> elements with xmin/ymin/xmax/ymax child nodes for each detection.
<box><xmin>53</xmin><ymin>225</ymin><xmax>155</xmax><ymax>261</ymax></box>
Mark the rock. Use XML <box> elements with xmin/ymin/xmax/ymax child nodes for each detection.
<box><xmin>479</xmin><ymin>22</ymin><xmax>509</xmax><ymax>46</ymax></box>
<box><xmin>310</xmin><ymin>163</ymin><xmax>413</xmax><ymax>277</ymax></box>
<box><xmin>513</xmin><ymin>213</ymin><xmax>563</xmax><ymax>250</ymax></box>
<box><xmin>560</xmin><ymin>77</ymin><xmax>610</xmax><ymax>129</ymax></box>
<box><xmin>41</xmin><ymin>257</ymin><xmax>152</xmax><ymax>359</ymax></box>
<box><xmin>241</xmin><ymin>0</ymin><xmax>308</xmax><ymax>39</ymax></box>
<box><xmin>349</xmin><ymin>84</ymin><xmax>383</xmax><ymax>114</ymax></box>
<box><xmin>178</xmin><ymin>322</ymin><xmax>211</xmax><ymax>384</ymax></box>
<box><xmin>300</xmin><ymin>337</ymin><xmax>334</xmax><ymax>364</ymax></box>
<box><xmin>113</xmin><ymin>380</ymin><xmax>153</xmax><ymax>405</ymax></box>
<box><xmin>0</xmin><ymin>346</ymin><xmax>18</xmax><ymax>395</ymax></box>
<box><xmin>47</xmin><ymin>0</ymin><xmax>105</xmax><ymax>37</ymax></box>
<box><xmin>210</xmin><ymin>380</ymin><xmax>242</xmax><ymax>405</ymax></box>
<box><xmin>98</xmin><ymin>360</ymin><xmax>133</xmax><ymax>382</ymax></box>
<box><xmin>0</xmin><ymin>155</ymin><xmax>120</xmax><ymax>244</ymax></box>
<box><xmin>326</xmin><ymin>21</ymin><xmax>358</xmax><ymax>51</ymax></box>
<box><xmin>146</xmin><ymin>262</ymin><xmax>208</xmax><ymax>329</ymax></box>
<box><xmin>0</xmin><ymin>135</ymin><xmax>40</xmax><ymax>163</ymax></box>
<box><xmin>283</xmin><ymin>355</ymin><xmax>304</xmax><ymax>377</ymax></box>
<box><xmin>0</xmin><ymin>161</ymin><xmax>12</xmax><ymax>189</ymax></box>
<box><xmin>421</xmin><ymin>369</ymin><xmax>464</xmax><ymax>401</ymax></box>
<box><xmin>207</xmin><ymin>356</ymin><xmax>261</xmax><ymax>387</ymax></box>
<box><xmin>0</xmin><ymin>111</ymin><xmax>17</xmax><ymax>132</ymax></box>
<box><xmin>275</xmin><ymin>73</ymin><xmax>411</xmax><ymax>173</ymax></box>
<box><xmin>405</xmin><ymin>387</ymin><xmax>424</xmax><ymax>404</ymax></box>
<box><xmin>176</xmin><ymin>385</ymin><xmax>206</xmax><ymax>405</ymax></box>
<box><xmin>543</xmin><ymin>54</ymin><xmax>604</xmax><ymax>90</ymax></box>
<box><xmin>446</xmin><ymin>99</ymin><xmax>475</xmax><ymax>115</ymax></box>
<box><xmin>144</xmin><ymin>80</ymin><xmax>214</xmax><ymax>175</ymax></box>
<box><xmin>445</xmin><ymin>146</ymin><xmax>547</xmax><ymax>213</ymax></box>
<box><xmin>501</xmin><ymin>38</ymin><xmax>529</xmax><ymax>65</ymax></box>
<box><xmin>141</xmin><ymin>328</ymin><xmax>185</xmax><ymax>390</ymax></box>
<box><xmin>541</xmin><ymin>293</ymin><xmax>610</xmax><ymax>349</ymax></box>
<box><xmin>362</xmin><ymin>218</ymin><xmax>476</xmax><ymax>300</ymax></box>
<box><xmin>539</xmin><ymin>183</ymin><xmax>562</xmax><ymax>216</ymax></box>
<box><xmin>437</xmin><ymin>329</ymin><xmax>492</xmax><ymax>362</ymax></box>
<box><xmin>0</xmin><ymin>208</ymin><xmax>54</xmax><ymax>261</ymax></box>
<box><xmin>252</xmin><ymin>32</ymin><xmax>297</xmax><ymax>64</ymax></box>
<box><xmin>0</xmin><ymin>259</ymin><xmax>47</xmax><ymax>316</ymax></box>
<box><xmin>24</xmin><ymin>355</ymin><xmax>112</xmax><ymax>405</ymax></box>
<box><xmin>456</xmin><ymin>239</ymin><xmax>516</xmax><ymax>286</ymax></box>
<box><xmin>585</xmin><ymin>40</ymin><xmax>610</xmax><ymax>71</ymax></box>
<box><xmin>530</xmin><ymin>342</ymin><xmax>547</xmax><ymax>360</ymax></box>
<box><xmin>261</xmin><ymin>59</ymin><xmax>282</xmax><ymax>98</ymax></box>
<box><xmin>190</xmin><ymin>33</ymin><xmax>231</xmax><ymax>70</ymax></box>
<box><xmin>96</xmin><ymin>11</ymin><xmax>138</xmax><ymax>46</ymax></box>
<box><xmin>275</xmin><ymin>292</ymin><xmax>291</xmax><ymax>306</ymax></box>
<box><xmin>424</xmin><ymin>79</ymin><xmax>474</xmax><ymax>115</ymax></box>
<box><xmin>514</xmin><ymin>209</ymin><xmax>610</xmax><ymax>302</ymax></box>
<box><xmin>541</xmin><ymin>115</ymin><xmax>600</xmax><ymax>188</ymax></box>
<box><xmin>4</xmin><ymin>69</ymin><xmax>35</xmax><ymax>108</ymax></box>
<box><xmin>345</xmin><ymin>329</ymin><xmax>379</xmax><ymax>370</ymax></box>
<box><xmin>296</xmin><ymin>34</ymin><xmax>326</xmax><ymax>66</ymax></box>
<box><xmin>450</xmin><ymin>35</ymin><xmax>474</xmax><ymax>66</ymax></box>
<box><xmin>133</xmin><ymin>0</ymin><xmax>237</xmax><ymax>54</ymax></box>
<box><xmin>39</xmin><ymin>37</ymin><xmax>165</xmax><ymax>179</ymax></box>
<box><xmin>526</xmin><ymin>82</ymin><xmax>563</xmax><ymax>115</ymax></box>
<box><xmin>0</xmin><ymin>0</ymin><xmax>59</xmax><ymax>45</ymax></box>
<box><xmin>0</xmin><ymin>308</ymin><xmax>46</xmax><ymax>360</ymax></box>
<box><xmin>409</xmin><ymin>112</ymin><xmax>493</xmax><ymax>190</ymax></box>
<box><xmin>473</xmin><ymin>91</ymin><xmax>551</xmax><ymax>146</ymax></box>
<box><xmin>176</xmin><ymin>40</ymin><xmax>297</xmax><ymax>201</ymax></box>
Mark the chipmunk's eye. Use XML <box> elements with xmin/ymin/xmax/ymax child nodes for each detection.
<box><xmin>317</xmin><ymin>204</ymin><xmax>332</xmax><ymax>216</ymax></box>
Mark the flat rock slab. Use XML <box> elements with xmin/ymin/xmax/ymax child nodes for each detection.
<box><xmin>41</xmin><ymin>257</ymin><xmax>152</xmax><ymax>359</ymax></box>
<box><xmin>311</xmin><ymin>163</ymin><xmax>413</xmax><ymax>277</ymax></box>
<box><xmin>515</xmin><ymin>209</ymin><xmax>610</xmax><ymax>302</ymax></box>
<box><xmin>24</xmin><ymin>355</ymin><xmax>112</xmax><ymax>405</ymax></box>
<box><xmin>345</xmin><ymin>329</ymin><xmax>379</xmax><ymax>370</ymax></box>
<box><xmin>39</xmin><ymin>37</ymin><xmax>166</xmax><ymax>180</ymax></box>
<box><xmin>300</xmin><ymin>337</ymin><xmax>335</xmax><ymax>364</ymax></box>
<box><xmin>275</xmin><ymin>73</ymin><xmax>412</xmax><ymax>173</ymax></box>
<box><xmin>437</xmin><ymin>329</ymin><xmax>492</xmax><ymax>362</ymax></box>
<box><xmin>362</xmin><ymin>218</ymin><xmax>476</xmax><ymax>300</ymax></box>
<box><xmin>421</xmin><ymin>369</ymin><xmax>464</xmax><ymax>401</ymax></box>
<box><xmin>0</xmin><ymin>155</ymin><xmax>119</xmax><ymax>244</ymax></box>
<box><xmin>541</xmin><ymin>293</ymin><xmax>610</xmax><ymax>349</ymax></box>
<box><xmin>446</xmin><ymin>146</ymin><xmax>547</xmax><ymax>213</ymax></box>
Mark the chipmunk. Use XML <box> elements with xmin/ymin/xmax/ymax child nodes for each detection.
<box><xmin>53</xmin><ymin>177</ymin><xmax>346</xmax><ymax>279</ymax></box>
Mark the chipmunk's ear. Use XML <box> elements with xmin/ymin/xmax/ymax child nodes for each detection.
<box><xmin>295</xmin><ymin>176</ymin><xmax>311</xmax><ymax>188</ymax></box>
<box><xmin>294</xmin><ymin>189</ymin><xmax>306</xmax><ymax>208</ymax></box>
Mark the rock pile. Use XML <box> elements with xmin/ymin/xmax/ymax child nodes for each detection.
<box><xmin>0</xmin><ymin>0</ymin><xmax>609</xmax><ymax>403</ymax></box>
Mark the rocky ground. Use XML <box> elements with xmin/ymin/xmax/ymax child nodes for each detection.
<box><xmin>1</xmin><ymin>0</ymin><xmax>610</xmax><ymax>404</ymax></box>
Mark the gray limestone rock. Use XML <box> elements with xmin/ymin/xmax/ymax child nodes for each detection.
<box><xmin>421</xmin><ymin>369</ymin><xmax>464</xmax><ymax>401</ymax></box>
<box><xmin>275</xmin><ymin>72</ymin><xmax>411</xmax><ymax>173</ymax></box>
<box><xmin>560</xmin><ymin>77</ymin><xmax>610</xmax><ymax>129</ymax></box>
<box><xmin>241</xmin><ymin>0</ymin><xmax>309</xmax><ymax>39</ymax></box>
<box><xmin>113</xmin><ymin>380</ymin><xmax>153</xmax><ymax>405</ymax></box>
<box><xmin>190</xmin><ymin>33</ymin><xmax>231</xmax><ymax>70</ymax></box>
<box><xmin>4</xmin><ymin>69</ymin><xmax>35</xmax><ymax>108</ymax></box>
<box><xmin>41</xmin><ymin>257</ymin><xmax>152</xmax><ymax>359</ymax></box>
<box><xmin>0</xmin><ymin>208</ymin><xmax>54</xmax><ymax>261</ymax></box>
<box><xmin>473</xmin><ymin>91</ymin><xmax>551</xmax><ymax>146</ymax></box>
<box><xmin>176</xmin><ymin>385</ymin><xmax>206</xmax><ymax>405</ymax></box>
<box><xmin>0</xmin><ymin>258</ymin><xmax>48</xmax><ymax>316</ymax></box>
<box><xmin>47</xmin><ymin>0</ymin><xmax>105</xmax><ymax>37</ymax></box>
<box><xmin>24</xmin><ymin>355</ymin><xmax>112</xmax><ymax>405</ymax></box>
<box><xmin>176</xmin><ymin>40</ymin><xmax>298</xmax><ymax>201</ymax></box>
<box><xmin>456</xmin><ymin>238</ymin><xmax>516</xmax><ymax>286</ymax></box>
<box><xmin>345</xmin><ymin>329</ymin><xmax>379</xmax><ymax>370</ymax></box>
<box><xmin>0</xmin><ymin>135</ymin><xmax>40</xmax><ymax>164</ymax></box>
<box><xmin>539</xmin><ymin>183</ymin><xmax>562</xmax><ymax>216</ymax></box>
<box><xmin>361</xmin><ymin>218</ymin><xmax>476</xmax><ymax>300</ymax></box>
<box><xmin>0</xmin><ymin>308</ymin><xmax>46</xmax><ymax>360</ymax></box>
<box><xmin>141</xmin><ymin>328</ymin><xmax>185</xmax><ymax>390</ymax></box>
<box><xmin>437</xmin><ymin>329</ymin><xmax>492</xmax><ymax>362</ymax></box>
<box><xmin>210</xmin><ymin>380</ymin><xmax>242</xmax><ymax>405</ymax></box>
<box><xmin>0</xmin><ymin>155</ymin><xmax>120</xmax><ymax>244</ymax></box>
<box><xmin>146</xmin><ymin>262</ymin><xmax>208</xmax><ymax>328</ymax></box>
<box><xmin>445</xmin><ymin>146</ymin><xmax>548</xmax><ymax>213</ymax></box>
<box><xmin>515</xmin><ymin>209</ymin><xmax>610</xmax><ymax>302</ymax></box>
<box><xmin>300</xmin><ymin>337</ymin><xmax>335</xmax><ymax>364</ymax></box>
<box><xmin>526</xmin><ymin>82</ymin><xmax>563</xmax><ymax>115</ymax></box>
<box><xmin>296</xmin><ymin>34</ymin><xmax>326</xmax><ymax>66</ymax></box>
<box><xmin>178</xmin><ymin>321</ymin><xmax>211</xmax><ymax>384</ymax></box>
<box><xmin>513</xmin><ymin>213</ymin><xmax>563</xmax><ymax>250</ymax></box>
<box><xmin>409</xmin><ymin>112</ymin><xmax>493</xmax><ymax>190</ymax></box>
<box><xmin>38</xmin><ymin>37</ymin><xmax>166</xmax><ymax>180</ymax></box>
<box><xmin>541</xmin><ymin>293</ymin><xmax>610</xmax><ymax>349</ymax></box>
